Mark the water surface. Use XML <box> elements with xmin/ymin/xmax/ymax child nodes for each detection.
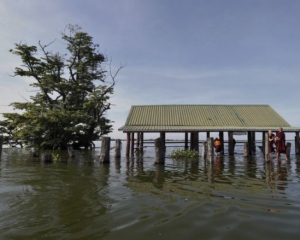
<box><xmin>1</xmin><ymin>144</ymin><xmax>300</xmax><ymax>240</ymax></box>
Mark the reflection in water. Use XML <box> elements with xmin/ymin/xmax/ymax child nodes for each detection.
<box><xmin>1</xmin><ymin>148</ymin><xmax>300</xmax><ymax>239</ymax></box>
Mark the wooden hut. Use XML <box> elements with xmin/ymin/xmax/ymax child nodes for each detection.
<box><xmin>119</xmin><ymin>104</ymin><xmax>300</xmax><ymax>157</ymax></box>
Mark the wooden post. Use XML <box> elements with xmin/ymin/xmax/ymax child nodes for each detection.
<box><xmin>206</xmin><ymin>132</ymin><xmax>210</xmax><ymax>139</ymax></box>
<box><xmin>295</xmin><ymin>132</ymin><xmax>300</xmax><ymax>155</ymax></box>
<box><xmin>251</xmin><ymin>131</ymin><xmax>256</xmax><ymax>153</ymax></box>
<box><xmin>42</xmin><ymin>154</ymin><xmax>53</xmax><ymax>162</ymax></box>
<box><xmin>126</xmin><ymin>132</ymin><xmax>130</xmax><ymax>158</ymax></box>
<box><xmin>140</xmin><ymin>132</ymin><xmax>144</xmax><ymax>154</ymax></box>
<box><xmin>264</xmin><ymin>132</ymin><xmax>269</xmax><ymax>160</ymax></box>
<box><xmin>190</xmin><ymin>132</ymin><xmax>194</xmax><ymax>150</ymax></box>
<box><xmin>247</xmin><ymin>131</ymin><xmax>252</xmax><ymax>155</ymax></box>
<box><xmin>67</xmin><ymin>146</ymin><xmax>75</xmax><ymax>157</ymax></box>
<box><xmin>262</xmin><ymin>132</ymin><xmax>265</xmax><ymax>154</ymax></box>
<box><xmin>0</xmin><ymin>135</ymin><xmax>3</xmax><ymax>159</ymax></box>
<box><xmin>286</xmin><ymin>142</ymin><xmax>291</xmax><ymax>158</ymax></box>
<box><xmin>202</xmin><ymin>141</ymin><xmax>207</xmax><ymax>158</ymax></box>
<box><xmin>154</xmin><ymin>138</ymin><xmax>165</xmax><ymax>164</ymax></box>
<box><xmin>228</xmin><ymin>131</ymin><xmax>234</xmax><ymax>156</ymax></box>
<box><xmin>207</xmin><ymin>137</ymin><xmax>214</xmax><ymax>162</ymax></box>
<box><xmin>243</xmin><ymin>143</ymin><xmax>248</xmax><ymax>157</ymax></box>
<box><xmin>184</xmin><ymin>132</ymin><xmax>188</xmax><ymax>150</ymax></box>
<box><xmin>160</xmin><ymin>132</ymin><xmax>166</xmax><ymax>149</ymax></box>
<box><xmin>194</xmin><ymin>132</ymin><xmax>199</xmax><ymax>152</ymax></box>
<box><xmin>219</xmin><ymin>131</ymin><xmax>224</xmax><ymax>155</ymax></box>
<box><xmin>130</xmin><ymin>132</ymin><xmax>134</xmax><ymax>157</ymax></box>
<box><xmin>115</xmin><ymin>139</ymin><xmax>121</xmax><ymax>158</ymax></box>
<box><xmin>137</xmin><ymin>132</ymin><xmax>140</xmax><ymax>152</ymax></box>
<box><xmin>100</xmin><ymin>137</ymin><xmax>110</xmax><ymax>163</ymax></box>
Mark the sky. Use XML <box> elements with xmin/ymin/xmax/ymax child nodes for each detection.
<box><xmin>1</xmin><ymin>0</ymin><xmax>300</xmax><ymax>140</ymax></box>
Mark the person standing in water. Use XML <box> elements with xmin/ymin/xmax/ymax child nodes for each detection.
<box><xmin>275</xmin><ymin>127</ymin><xmax>288</xmax><ymax>161</ymax></box>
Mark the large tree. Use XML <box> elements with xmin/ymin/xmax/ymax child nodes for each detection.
<box><xmin>0</xmin><ymin>25</ymin><xmax>123</xmax><ymax>150</ymax></box>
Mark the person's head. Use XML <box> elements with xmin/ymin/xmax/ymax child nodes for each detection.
<box><xmin>268</xmin><ymin>130</ymin><xmax>272</xmax><ymax>135</ymax></box>
<box><xmin>278</xmin><ymin>127</ymin><xmax>283</xmax><ymax>132</ymax></box>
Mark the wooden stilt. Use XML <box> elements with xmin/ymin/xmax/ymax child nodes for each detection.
<box><xmin>126</xmin><ymin>132</ymin><xmax>130</xmax><ymax>158</ymax></box>
<box><xmin>247</xmin><ymin>131</ymin><xmax>252</xmax><ymax>155</ymax></box>
<box><xmin>115</xmin><ymin>139</ymin><xmax>121</xmax><ymax>158</ymax></box>
<box><xmin>252</xmin><ymin>132</ymin><xmax>256</xmax><ymax>153</ymax></box>
<box><xmin>130</xmin><ymin>132</ymin><xmax>134</xmax><ymax>157</ymax></box>
<box><xmin>202</xmin><ymin>141</ymin><xmax>207</xmax><ymax>158</ymax></box>
<box><xmin>154</xmin><ymin>138</ymin><xmax>165</xmax><ymax>164</ymax></box>
<box><xmin>286</xmin><ymin>142</ymin><xmax>291</xmax><ymax>158</ymax></box>
<box><xmin>184</xmin><ymin>132</ymin><xmax>188</xmax><ymax>150</ymax></box>
<box><xmin>262</xmin><ymin>132</ymin><xmax>266</xmax><ymax>155</ymax></box>
<box><xmin>295</xmin><ymin>132</ymin><xmax>300</xmax><ymax>155</ymax></box>
<box><xmin>207</xmin><ymin>137</ymin><xmax>214</xmax><ymax>162</ymax></box>
<box><xmin>228</xmin><ymin>131</ymin><xmax>234</xmax><ymax>156</ymax></box>
<box><xmin>140</xmin><ymin>132</ymin><xmax>144</xmax><ymax>154</ymax></box>
<box><xmin>264</xmin><ymin>132</ymin><xmax>269</xmax><ymax>161</ymax></box>
<box><xmin>243</xmin><ymin>143</ymin><xmax>248</xmax><ymax>157</ymax></box>
<box><xmin>219</xmin><ymin>131</ymin><xmax>224</xmax><ymax>154</ymax></box>
<box><xmin>100</xmin><ymin>137</ymin><xmax>110</xmax><ymax>163</ymax></box>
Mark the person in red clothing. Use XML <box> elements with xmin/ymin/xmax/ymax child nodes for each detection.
<box><xmin>275</xmin><ymin>127</ymin><xmax>288</xmax><ymax>161</ymax></box>
<box><xmin>214</xmin><ymin>138</ymin><xmax>222</xmax><ymax>156</ymax></box>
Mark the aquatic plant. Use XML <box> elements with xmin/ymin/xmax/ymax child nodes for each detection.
<box><xmin>169</xmin><ymin>149</ymin><xmax>199</xmax><ymax>159</ymax></box>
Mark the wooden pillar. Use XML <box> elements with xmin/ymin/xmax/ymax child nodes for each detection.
<box><xmin>206</xmin><ymin>132</ymin><xmax>210</xmax><ymax>139</ymax></box>
<box><xmin>202</xmin><ymin>141</ymin><xmax>207</xmax><ymax>158</ymax></box>
<box><xmin>228</xmin><ymin>131</ymin><xmax>234</xmax><ymax>156</ymax></box>
<box><xmin>262</xmin><ymin>132</ymin><xmax>266</xmax><ymax>154</ymax></box>
<box><xmin>126</xmin><ymin>133</ymin><xmax>130</xmax><ymax>157</ymax></box>
<box><xmin>264</xmin><ymin>132</ymin><xmax>269</xmax><ymax>160</ymax></box>
<box><xmin>295</xmin><ymin>132</ymin><xmax>300</xmax><ymax>155</ymax></box>
<box><xmin>100</xmin><ymin>137</ymin><xmax>110</xmax><ymax>163</ymax></box>
<box><xmin>194</xmin><ymin>132</ymin><xmax>199</xmax><ymax>152</ymax></box>
<box><xmin>137</xmin><ymin>132</ymin><xmax>141</xmax><ymax>151</ymax></box>
<box><xmin>140</xmin><ymin>132</ymin><xmax>144</xmax><ymax>153</ymax></box>
<box><xmin>130</xmin><ymin>132</ymin><xmax>135</xmax><ymax>157</ymax></box>
<box><xmin>286</xmin><ymin>142</ymin><xmax>291</xmax><ymax>158</ymax></box>
<box><xmin>247</xmin><ymin>131</ymin><xmax>252</xmax><ymax>155</ymax></box>
<box><xmin>190</xmin><ymin>132</ymin><xmax>194</xmax><ymax>150</ymax></box>
<box><xmin>160</xmin><ymin>132</ymin><xmax>166</xmax><ymax>149</ymax></box>
<box><xmin>243</xmin><ymin>143</ymin><xmax>248</xmax><ymax>157</ymax></box>
<box><xmin>251</xmin><ymin>131</ymin><xmax>256</xmax><ymax>153</ymax></box>
<box><xmin>154</xmin><ymin>138</ymin><xmax>165</xmax><ymax>164</ymax></box>
<box><xmin>115</xmin><ymin>139</ymin><xmax>121</xmax><ymax>158</ymax></box>
<box><xmin>184</xmin><ymin>132</ymin><xmax>188</xmax><ymax>150</ymax></box>
<box><xmin>219</xmin><ymin>131</ymin><xmax>224</xmax><ymax>154</ymax></box>
<box><xmin>207</xmin><ymin>137</ymin><xmax>214</xmax><ymax>162</ymax></box>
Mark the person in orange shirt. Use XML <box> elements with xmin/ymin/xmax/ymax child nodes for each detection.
<box><xmin>214</xmin><ymin>138</ymin><xmax>222</xmax><ymax>155</ymax></box>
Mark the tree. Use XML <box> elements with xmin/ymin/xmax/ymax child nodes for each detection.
<box><xmin>0</xmin><ymin>24</ymin><xmax>123</xmax><ymax>150</ymax></box>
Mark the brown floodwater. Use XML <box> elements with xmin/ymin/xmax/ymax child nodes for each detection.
<box><xmin>1</xmin><ymin>143</ymin><xmax>300</xmax><ymax>240</ymax></box>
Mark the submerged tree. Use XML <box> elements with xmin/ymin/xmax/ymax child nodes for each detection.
<box><xmin>0</xmin><ymin>24</ymin><xmax>123</xmax><ymax>150</ymax></box>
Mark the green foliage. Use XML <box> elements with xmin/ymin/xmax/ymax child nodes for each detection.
<box><xmin>169</xmin><ymin>149</ymin><xmax>199</xmax><ymax>159</ymax></box>
<box><xmin>0</xmin><ymin>24</ymin><xmax>123</xmax><ymax>150</ymax></box>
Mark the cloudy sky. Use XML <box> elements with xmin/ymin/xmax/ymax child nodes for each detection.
<box><xmin>1</xmin><ymin>0</ymin><xmax>300</xmax><ymax>139</ymax></box>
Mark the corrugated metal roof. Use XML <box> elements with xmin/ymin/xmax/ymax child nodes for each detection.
<box><xmin>119</xmin><ymin>105</ymin><xmax>300</xmax><ymax>132</ymax></box>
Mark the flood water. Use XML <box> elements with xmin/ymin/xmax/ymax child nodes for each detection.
<box><xmin>1</xmin><ymin>142</ymin><xmax>300</xmax><ymax>240</ymax></box>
